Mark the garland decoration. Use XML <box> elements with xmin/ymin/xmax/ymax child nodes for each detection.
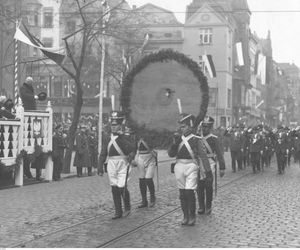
<box><xmin>120</xmin><ymin>49</ymin><xmax>209</xmax><ymax>148</ymax></box>
<box><xmin>0</xmin><ymin>145</ymin><xmax>52</xmax><ymax>173</ymax></box>
<box><xmin>0</xmin><ymin>149</ymin><xmax>27</xmax><ymax>172</ymax></box>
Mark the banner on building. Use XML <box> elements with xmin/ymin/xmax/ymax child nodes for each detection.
<box><xmin>203</xmin><ymin>54</ymin><xmax>217</xmax><ymax>78</ymax></box>
<box><xmin>14</xmin><ymin>22</ymin><xmax>65</xmax><ymax>64</ymax></box>
<box><xmin>235</xmin><ymin>42</ymin><xmax>244</xmax><ymax>66</ymax></box>
<box><xmin>257</xmin><ymin>54</ymin><xmax>266</xmax><ymax>85</ymax></box>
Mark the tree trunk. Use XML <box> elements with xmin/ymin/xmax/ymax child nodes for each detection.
<box><xmin>63</xmin><ymin>79</ymin><xmax>83</xmax><ymax>173</ymax></box>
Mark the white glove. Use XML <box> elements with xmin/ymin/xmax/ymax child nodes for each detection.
<box><xmin>34</xmin><ymin>95</ymin><xmax>38</xmax><ymax>100</ymax></box>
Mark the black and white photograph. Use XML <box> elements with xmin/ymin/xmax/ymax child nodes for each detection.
<box><xmin>0</xmin><ymin>0</ymin><xmax>300</xmax><ymax>248</ymax></box>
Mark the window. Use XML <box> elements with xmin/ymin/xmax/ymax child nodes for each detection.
<box><xmin>209</xmin><ymin>88</ymin><xmax>217</xmax><ymax>107</ymax></box>
<box><xmin>198</xmin><ymin>55</ymin><xmax>208</xmax><ymax>74</ymax></box>
<box><xmin>34</xmin><ymin>12</ymin><xmax>39</xmax><ymax>26</ymax></box>
<box><xmin>227</xmin><ymin>89</ymin><xmax>231</xmax><ymax>108</ymax></box>
<box><xmin>66</xmin><ymin>20</ymin><xmax>76</xmax><ymax>34</ymax></box>
<box><xmin>43</xmin><ymin>38</ymin><xmax>53</xmax><ymax>48</ymax></box>
<box><xmin>228</xmin><ymin>57</ymin><xmax>232</xmax><ymax>72</ymax></box>
<box><xmin>44</xmin><ymin>8</ymin><xmax>53</xmax><ymax>28</ymax></box>
<box><xmin>53</xmin><ymin>77</ymin><xmax>62</xmax><ymax>97</ymax></box>
<box><xmin>199</xmin><ymin>28</ymin><xmax>212</xmax><ymax>45</ymax></box>
<box><xmin>164</xmin><ymin>33</ymin><xmax>172</xmax><ymax>38</ymax></box>
<box><xmin>33</xmin><ymin>47</ymin><xmax>38</xmax><ymax>57</ymax></box>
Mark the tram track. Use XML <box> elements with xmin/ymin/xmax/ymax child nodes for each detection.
<box><xmin>13</xmin><ymin>166</ymin><xmax>253</xmax><ymax>248</ymax></box>
<box><xmin>97</xmin><ymin>170</ymin><xmax>252</xmax><ymax>248</ymax></box>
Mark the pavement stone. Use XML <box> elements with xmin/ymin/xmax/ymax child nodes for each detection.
<box><xmin>3</xmin><ymin>151</ymin><xmax>300</xmax><ymax>247</ymax></box>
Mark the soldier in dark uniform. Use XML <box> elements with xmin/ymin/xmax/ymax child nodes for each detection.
<box><xmin>168</xmin><ymin>113</ymin><xmax>211</xmax><ymax>226</ymax></box>
<box><xmin>196</xmin><ymin>116</ymin><xmax>225</xmax><ymax>215</ymax></box>
<box><xmin>249</xmin><ymin>126</ymin><xmax>263</xmax><ymax>173</ymax></box>
<box><xmin>225</xmin><ymin>125</ymin><xmax>246</xmax><ymax>172</ymax></box>
<box><xmin>292</xmin><ymin>128</ymin><xmax>300</xmax><ymax>166</ymax></box>
<box><xmin>52</xmin><ymin>124</ymin><xmax>67</xmax><ymax>181</ymax></box>
<box><xmin>86</xmin><ymin>127</ymin><xmax>98</xmax><ymax>175</ymax></box>
<box><xmin>274</xmin><ymin>126</ymin><xmax>288</xmax><ymax>174</ymax></box>
<box><xmin>98</xmin><ymin>111</ymin><xmax>136</xmax><ymax>219</ymax></box>
<box><xmin>242</xmin><ymin>127</ymin><xmax>251</xmax><ymax>169</ymax></box>
<box><xmin>135</xmin><ymin>134</ymin><xmax>157</xmax><ymax>208</ymax></box>
<box><xmin>286</xmin><ymin>127</ymin><xmax>293</xmax><ymax>167</ymax></box>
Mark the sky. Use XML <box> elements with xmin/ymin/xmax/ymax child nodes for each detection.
<box><xmin>126</xmin><ymin>0</ymin><xmax>300</xmax><ymax>67</ymax></box>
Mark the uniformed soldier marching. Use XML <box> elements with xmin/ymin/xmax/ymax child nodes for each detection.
<box><xmin>135</xmin><ymin>135</ymin><xmax>157</xmax><ymax>208</ymax></box>
<box><xmin>249</xmin><ymin>126</ymin><xmax>263</xmax><ymax>173</ymax></box>
<box><xmin>196</xmin><ymin>116</ymin><xmax>225</xmax><ymax>215</ymax></box>
<box><xmin>274</xmin><ymin>126</ymin><xmax>288</xmax><ymax>174</ymax></box>
<box><xmin>168</xmin><ymin>113</ymin><xmax>211</xmax><ymax>226</ymax></box>
<box><xmin>98</xmin><ymin>111</ymin><xmax>136</xmax><ymax>219</ymax></box>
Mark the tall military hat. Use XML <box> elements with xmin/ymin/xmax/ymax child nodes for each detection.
<box><xmin>110</xmin><ymin>111</ymin><xmax>125</xmax><ymax>125</ymax></box>
<box><xmin>178</xmin><ymin>113</ymin><xmax>195</xmax><ymax>127</ymax></box>
<box><xmin>201</xmin><ymin>115</ymin><xmax>214</xmax><ymax>126</ymax></box>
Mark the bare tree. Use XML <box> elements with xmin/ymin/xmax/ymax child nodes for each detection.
<box><xmin>57</xmin><ymin>0</ymin><xmax>148</xmax><ymax>171</ymax></box>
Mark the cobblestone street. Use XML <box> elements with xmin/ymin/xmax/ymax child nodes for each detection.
<box><xmin>1</xmin><ymin>152</ymin><xmax>300</xmax><ymax>247</ymax></box>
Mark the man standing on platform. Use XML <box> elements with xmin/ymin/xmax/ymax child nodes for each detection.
<box><xmin>196</xmin><ymin>116</ymin><xmax>225</xmax><ymax>215</ymax></box>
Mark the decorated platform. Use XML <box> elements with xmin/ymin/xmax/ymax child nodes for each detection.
<box><xmin>0</xmin><ymin>99</ymin><xmax>53</xmax><ymax>187</ymax></box>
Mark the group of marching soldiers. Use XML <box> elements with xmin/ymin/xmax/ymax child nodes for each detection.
<box><xmin>96</xmin><ymin>106</ymin><xmax>300</xmax><ymax>227</ymax></box>
<box><xmin>98</xmin><ymin>110</ymin><xmax>225</xmax><ymax>226</ymax></box>
<box><xmin>224</xmin><ymin>123</ymin><xmax>300</xmax><ymax>175</ymax></box>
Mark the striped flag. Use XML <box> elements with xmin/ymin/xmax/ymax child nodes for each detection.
<box><xmin>14</xmin><ymin>22</ymin><xmax>65</xmax><ymax>64</ymax></box>
<box><xmin>203</xmin><ymin>54</ymin><xmax>217</xmax><ymax>78</ymax></box>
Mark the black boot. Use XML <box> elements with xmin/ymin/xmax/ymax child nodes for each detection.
<box><xmin>205</xmin><ymin>179</ymin><xmax>213</xmax><ymax>215</ymax></box>
<box><xmin>187</xmin><ymin>190</ymin><xmax>196</xmax><ymax>226</ymax></box>
<box><xmin>197</xmin><ymin>180</ymin><xmax>205</xmax><ymax>214</ymax></box>
<box><xmin>111</xmin><ymin>186</ymin><xmax>122</xmax><ymax>219</ymax></box>
<box><xmin>146</xmin><ymin>178</ymin><xmax>156</xmax><ymax>207</ymax></box>
<box><xmin>138</xmin><ymin>178</ymin><xmax>148</xmax><ymax>208</ymax></box>
<box><xmin>120</xmin><ymin>187</ymin><xmax>131</xmax><ymax>217</ymax></box>
<box><xmin>179</xmin><ymin>189</ymin><xmax>189</xmax><ymax>225</ymax></box>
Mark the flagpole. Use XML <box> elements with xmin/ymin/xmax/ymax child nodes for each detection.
<box><xmin>14</xmin><ymin>20</ymin><xmax>19</xmax><ymax>106</ymax></box>
<box><xmin>98</xmin><ymin>3</ymin><xmax>106</xmax><ymax>158</ymax></box>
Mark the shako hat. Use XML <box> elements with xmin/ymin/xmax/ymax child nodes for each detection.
<box><xmin>178</xmin><ymin>113</ymin><xmax>195</xmax><ymax>127</ymax></box>
<box><xmin>110</xmin><ymin>111</ymin><xmax>125</xmax><ymax>125</ymax></box>
<box><xmin>201</xmin><ymin>115</ymin><xmax>214</xmax><ymax>126</ymax></box>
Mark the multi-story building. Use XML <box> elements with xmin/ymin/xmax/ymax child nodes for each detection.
<box><xmin>133</xmin><ymin>0</ymin><xmax>254</xmax><ymax>127</ymax></box>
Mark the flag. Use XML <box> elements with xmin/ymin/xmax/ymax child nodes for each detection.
<box><xmin>257</xmin><ymin>54</ymin><xmax>266</xmax><ymax>85</ymax></box>
<box><xmin>14</xmin><ymin>22</ymin><xmax>65</xmax><ymax>64</ymax></box>
<box><xmin>235</xmin><ymin>42</ymin><xmax>244</xmax><ymax>66</ymax></box>
<box><xmin>203</xmin><ymin>54</ymin><xmax>217</xmax><ymax>78</ymax></box>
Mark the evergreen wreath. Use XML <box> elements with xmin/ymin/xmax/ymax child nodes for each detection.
<box><xmin>0</xmin><ymin>149</ymin><xmax>27</xmax><ymax>172</ymax></box>
<box><xmin>120</xmin><ymin>49</ymin><xmax>209</xmax><ymax>148</ymax></box>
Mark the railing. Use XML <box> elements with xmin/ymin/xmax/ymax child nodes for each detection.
<box><xmin>1</xmin><ymin>100</ymin><xmax>53</xmax><ymax>186</ymax></box>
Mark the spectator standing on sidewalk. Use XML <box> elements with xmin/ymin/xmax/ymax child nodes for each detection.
<box><xmin>86</xmin><ymin>127</ymin><xmax>98</xmax><ymax>174</ymax></box>
<box><xmin>52</xmin><ymin>124</ymin><xmax>67</xmax><ymax>181</ymax></box>
<box><xmin>74</xmin><ymin>125</ymin><xmax>92</xmax><ymax>177</ymax></box>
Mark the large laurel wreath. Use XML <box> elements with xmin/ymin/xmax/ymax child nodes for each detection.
<box><xmin>120</xmin><ymin>49</ymin><xmax>209</xmax><ymax>148</ymax></box>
